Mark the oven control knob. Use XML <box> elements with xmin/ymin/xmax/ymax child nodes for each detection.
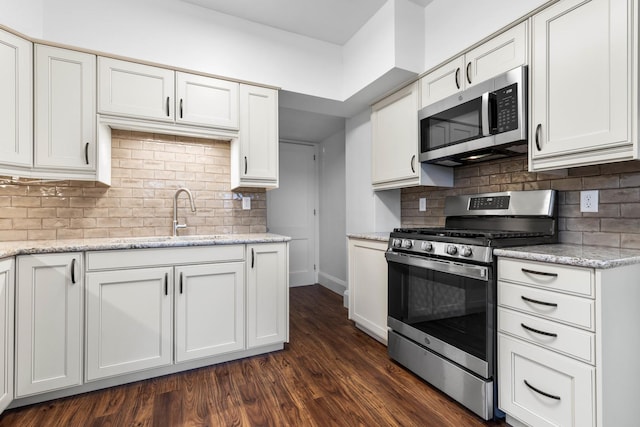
<box><xmin>392</xmin><ymin>238</ymin><xmax>402</xmax><ymax>248</ymax></box>
<box><xmin>421</xmin><ymin>241</ymin><xmax>433</xmax><ymax>252</ymax></box>
<box><xmin>446</xmin><ymin>244</ymin><xmax>458</xmax><ymax>255</ymax></box>
<box><xmin>401</xmin><ymin>239</ymin><xmax>413</xmax><ymax>249</ymax></box>
<box><xmin>460</xmin><ymin>246</ymin><xmax>473</xmax><ymax>257</ymax></box>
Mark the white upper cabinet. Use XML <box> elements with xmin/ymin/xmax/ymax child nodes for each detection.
<box><xmin>176</xmin><ymin>72</ymin><xmax>239</xmax><ymax>129</ymax></box>
<box><xmin>98</xmin><ymin>57</ymin><xmax>175</xmax><ymax>122</ymax></box>
<box><xmin>371</xmin><ymin>82</ymin><xmax>453</xmax><ymax>190</ymax></box>
<box><xmin>34</xmin><ymin>45</ymin><xmax>96</xmax><ymax>174</ymax></box>
<box><xmin>98</xmin><ymin>57</ymin><xmax>240</xmax><ymax>130</ymax></box>
<box><xmin>232</xmin><ymin>84</ymin><xmax>279</xmax><ymax>190</ymax></box>
<box><xmin>529</xmin><ymin>0</ymin><xmax>634</xmax><ymax>171</ymax></box>
<box><xmin>421</xmin><ymin>22</ymin><xmax>528</xmax><ymax>108</ymax></box>
<box><xmin>0</xmin><ymin>29</ymin><xmax>32</xmax><ymax>171</ymax></box>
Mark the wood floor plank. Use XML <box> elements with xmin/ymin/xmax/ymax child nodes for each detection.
<box><xmin>0</xmin><ymin>284</ymin><xmax>505</xmax><ymax>426</ymax></box>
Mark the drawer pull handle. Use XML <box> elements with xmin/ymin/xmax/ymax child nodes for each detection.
<box><xmin>521</xmin><ymin>268</ymin><xmax>558</xmax><ymax>278</ymax></box>
<box><xmin>521</xmin><ymin>295</ymin><xmax>558</xmax><ymax>308</ymax></box>
<box><xmin>70</xmin><ymin>258</ymin><xmax>77</xmax><ymax>284</ymax></box>
<box><xmin>524</xmin><ymin>379</ymin><xmax>561</xmax><ymax>401</ymax></box>
<box><xmin>521</xmin><ymin>323</ymin><xmax>558</xmax><ymax>338</ymax></box>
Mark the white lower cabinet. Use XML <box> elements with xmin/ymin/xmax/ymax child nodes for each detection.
<box><xmin>175</xmin><ymin>263</ymin><xmax>245</xmax><ymax>362</ymax></box>
<box><xmin>85</xmin><ymin>267</ymin><xmax>173</xmax><ymax>381</ymax></box>
<box><xmin>0</xmin><ymin>259</ymin><xmax>14</xmax><ymax>413</ymax></box>
<box><xmin>347</xmin><ymin>238</ymin><xmax>388</xmax><ymax>343</ymax></box>
<box><xmin>498</xmin><ymin>256</ymin><xmax>640</xmax><ymax>426</ymax></box>
<box><xmin>15</xmin><ymin>253</ymin><xmax>83</xmax><ymax>397</ymax></box>
<box><xmin>246</xmin><ymin>243</ymin><xmax>288</xmax><ymax>348</ymax></box>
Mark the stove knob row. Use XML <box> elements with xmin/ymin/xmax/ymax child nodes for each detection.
<box><xmin>445</xmin><ymin>244</ymin><xmax>473</xmax><ymax>257</ymax></box>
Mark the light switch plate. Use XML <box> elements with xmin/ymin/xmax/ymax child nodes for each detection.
<box><xmin>419</xmin><ymin>198</ymin><xmax>427</xmax><ymax>212</ymax></box>
<box><xmin>242</xmin><ymin>197</ymin><xmax>251</xmax><ymax>210</ymax></box>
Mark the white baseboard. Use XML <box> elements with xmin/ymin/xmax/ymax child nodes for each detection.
<box><xmin>317</xmin><ymin>271</ymin><xmax>347</xmax><ymax>307</ymax></box>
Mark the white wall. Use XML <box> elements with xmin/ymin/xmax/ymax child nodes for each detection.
<box><xmin>345</xmin><ymin>110</ymin><xmax>401</xmax><ymax>234</ymax></box>
<box><xmin>318</xmin><ymin>129</ymin><xmax>347</xmax><ymax>295</ymax></box>
<box><xmin>0</xmin><ymin>0</ymin><xmax>43</xmax><ymax>37</ymax></box>
<box><xmin>423</xmin><ymin>0</ymin><xmax>549</xmax><ymax>70</ymax></box>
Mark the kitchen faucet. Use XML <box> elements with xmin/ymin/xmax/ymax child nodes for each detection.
<box><xmin>173</xmin><ymin>187</ymin><xmax>197</xmax><ymax>236</ymax></box>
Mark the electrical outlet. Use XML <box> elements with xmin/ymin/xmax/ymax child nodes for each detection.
<box><xmin>242</xmin><ymin>196</ymin><xmax>251</xmax><ymax>210</ymax></box>
<box><xmin>419</xmin><ymin>198</ymin><xmax>427</xmax><ymax>212</ymax></box>
<box><xmin>580</xmin><ymin>190</ymin><xmax>598</xmax><ymax>212</ymax></box>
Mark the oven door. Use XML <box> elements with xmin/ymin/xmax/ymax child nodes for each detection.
<box><xmin>385</xmin><ymin>251</ymin><xmax>494</xmax><ymax>378</ymax></box>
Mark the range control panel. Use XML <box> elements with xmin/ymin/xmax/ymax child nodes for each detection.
<box><xmin>469</xmin><ymin>195</ymin><xmax>510</xmax><ymax>210</ymax></box>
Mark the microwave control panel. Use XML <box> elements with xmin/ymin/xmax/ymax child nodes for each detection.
<box><xmin>493</xmin><ymin>83</ymin><xmax>518</xmax><ymax>133</ymax></box>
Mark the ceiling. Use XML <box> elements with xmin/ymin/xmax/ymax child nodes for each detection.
<box><xmin>181</xmin><ymin>0</ymin><xmax>387</xmax><ymax>45</ymax></box>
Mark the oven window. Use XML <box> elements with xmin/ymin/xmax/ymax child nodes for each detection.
<box><xmin>388</xmin><ymin>262</ymin><xmax>488</xmax><ymax>361</ymax></box>
<box><xmin>421</xmin><ymin>97</ymin><xmax>482</xmax><ymax>152</ymax></box>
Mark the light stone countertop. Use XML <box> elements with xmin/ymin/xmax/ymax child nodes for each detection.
<box><xmin>494</xmin><ymin>243</ymin><xmax>640</xmax><ymax>269</ymax></box>
<box><xmin>0</xmin><ymin>233</ymin><xmax>291</xmax><ymax>259</ymax></box>
<box><xmin>347</xmin><ymin>232</ymin><xmax>390</xmax><ymax>242</ymax></box>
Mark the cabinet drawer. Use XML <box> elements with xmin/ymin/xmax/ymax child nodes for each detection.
<box><xmin>498</xmin><ymin>258</ymin><xmax>594</xmax><ymax>297</ymax></box>
<box><xmin>498</xmin><ymin>307</ymin><xmax>595</xmax><ymax>364</ymax></box>
<box><xmin>86</xmin><ymin>245</ymin><xmax>245</xmax><ymax>271</ymax></box>
<box><xmin>498</xmin><ymin>334</ymin><xmax>595</xmax><ymax>427</ymax></box>
<box><xmin>498</xmin><ymin>281</ymin><xmax>594</xmax><ymax>330</ymax></box>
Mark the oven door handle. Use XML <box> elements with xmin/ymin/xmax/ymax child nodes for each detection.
<box><xmin>385</xmin><ymin>251</ymin><xmax>489</xmax><ymax>282</ymax></box>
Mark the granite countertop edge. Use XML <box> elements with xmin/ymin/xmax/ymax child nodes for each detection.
<box><xmin>494</xmin><ymin>243</ymin><xmax>640</xmax><ymax>269</ymax></box>
<box><xmin>347</xmin><ymin>232</ymin><xmax>390</xmax><ymax>242</ymax></box>
<box><xmin>0</xmin><ymin>233</ymin><xmax>291</xmax><ymax>259</ymax></box>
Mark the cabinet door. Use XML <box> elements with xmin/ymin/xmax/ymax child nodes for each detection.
<box><xmin>0</xmin><ymin>29</ymin><xmax>32</xmax><ymax>169</ymax></box>
<box><xmin>246</xmin><ymin>243</ymin><xmax>288</xmax><ymax>348</ymax></box>
<box><xmin>348</xmin><ymin>239</ymin><xmax>388</xmax><ymax>342</ymax></box>
<box><xmin>176</xmin><ymin>72</ymin><xmax>239</xmax><ymax>129</ymax></box>
<box><xmin>465</xmin><ymin>21</ymin><xmax>527</xmax><ymax>87</ymax></box>
<box><xmin>499</xmin><ymin>333</ymin><xmax>595</xmax><ymax>427</ymax></box>
<box><xmin>175</xmin><ymin>263</ymin><xmax>245</xmax><ymax>362</ymax></box>
<box><xmin>85</xmin><ymin>267</ymin><xmax>173</xmax><ymax>381</ymax></box>
<box><xmin>530</xmin><ymin>0</ymin><xmax>631</xmax><ymax>168</ymax></box>
<box><xmin>234</xmin><ymin>85</ymin><xmax>278</xmax><ymax>189</ymax></box>
<box><xmin>16</xmin><ymin>253</ymin><xmax>83</xmax><ymax>397</ymax></box>
<box><xmin>371</xmin><ymin>82</ymin><xmax>419</xmax><ymax>189</ymax></box>
<box><xmin>34</xmin><ymin>45</ymin><xmax>96</xmax><ymax>172</ymax></box>
<box><xmin>0</xmin><ymin>259</ymin><xmax>14</xmax><ymax>413</ymax></box>
<box><xmin>420</xmin><ymin>56</ymin><xmax>465</xmax><ymax>108</ymax></box>
<box><xmin>98</xmin><ymin>57</ymin><xmax>175</xmax><ymax>122</ymax></box>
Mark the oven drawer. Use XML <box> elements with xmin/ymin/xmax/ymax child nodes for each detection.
<box><xmin>498</xmin><ymin>281</ymin><xmax>594</xmax><ymax>330</ymax></box>
<box><xmin>498</xmin><ymin>258</ymin><xmax>594</xmax><ymax>297</ymax></box>
<box><xmin>498</xmin><ymin>307</ymin><xmax>595</xmax><ymax>364</ymax></box>
<box><xmin>498</xmin><ymin>333</ymin><xmax>595</xmax><ymax>427</ymax></box>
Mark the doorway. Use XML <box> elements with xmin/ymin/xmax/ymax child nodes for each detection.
<box><xmin>267</xmin><ymin>141</ymin><xmax>318</xmax><ymax>287</ymax></box>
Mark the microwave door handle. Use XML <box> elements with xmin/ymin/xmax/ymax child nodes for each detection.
<box><xmin>481</xmin><ymin>92</ymin><xmax>491</xmax><ymax>136</ymax></box>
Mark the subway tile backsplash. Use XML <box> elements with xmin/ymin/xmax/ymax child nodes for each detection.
<box><xmin>401</xmin><ymin>155</ymin><xmax>640</xmax><ymax>249</ymax></box>
<box><xmin>0</xmin><ymin>130</ymin><xmax>266</xmax><ymax>241</ymax></box>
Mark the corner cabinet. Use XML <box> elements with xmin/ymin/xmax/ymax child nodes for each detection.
<box><xmin>497</xmin><ymin>256</ymin><xmax>640</xmax><ymax>427</ymax></box>
<box><xmin>231</xmin><ymin>85</ymin><xmax>279</xmax><ymax>190</ymax></box>
<box><xmin>420</xmin><ymin>22</ymin><xmax>527</xmax><ymax>107</ymax></box>
<box><xmin>15</xmin><ymin>253</ymin><xmax>83</xmax><ymax>397</ymax></box>
<box><xmin>371</xmin><ymin>82</ymin><xmax>452</xmax><ymax>191</ymax></box>
<box><xmin>347</xmin><ymin>237</ymin><xmax>388</xmax><ymax>343</ymax></box>
<box><xmin>0</xmin><ymin>259</ymin><xmax>14</xmax><ymax>413</ymax></box>
<box><xmin>529</xmin><ymin>0</ymin><xmax>636</xmax><ymax>171</ymax></box>
<box><xmin>246</xmin><ymin>243</ymin><xmax>288</xmax><ymax>347</ymax></box>
<box><xmin>0</xmin><ymin>28</ymin><xmax>32</xmax><ymax>173</ymax></box>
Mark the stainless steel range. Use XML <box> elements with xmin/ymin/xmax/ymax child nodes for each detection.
<box><xmin>385</xmin><ymin>189</ymin><xmax>557</xmax><ymax>420</ymax></box>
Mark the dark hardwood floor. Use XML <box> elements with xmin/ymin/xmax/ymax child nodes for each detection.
<box><xmin>0</xmin><ymin>284</ymin><xmax>505</xmax><ymax>426</ymax></box>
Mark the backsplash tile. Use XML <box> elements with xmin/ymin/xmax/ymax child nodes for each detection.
<box><xmin>401</xmin><ymin>155</ymin><xmax>640</xmax><ymax>249</ymax></box>
<box><xmin>0</xmin><ymin>130</ymin><xmax>266</xmax><ymax>241</ymax></box>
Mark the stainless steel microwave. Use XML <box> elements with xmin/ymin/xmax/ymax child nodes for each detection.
<box><xmin>419</xmin><ymin>66</ymin><xmax>527</xmax><ymax>166</ymax></box>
